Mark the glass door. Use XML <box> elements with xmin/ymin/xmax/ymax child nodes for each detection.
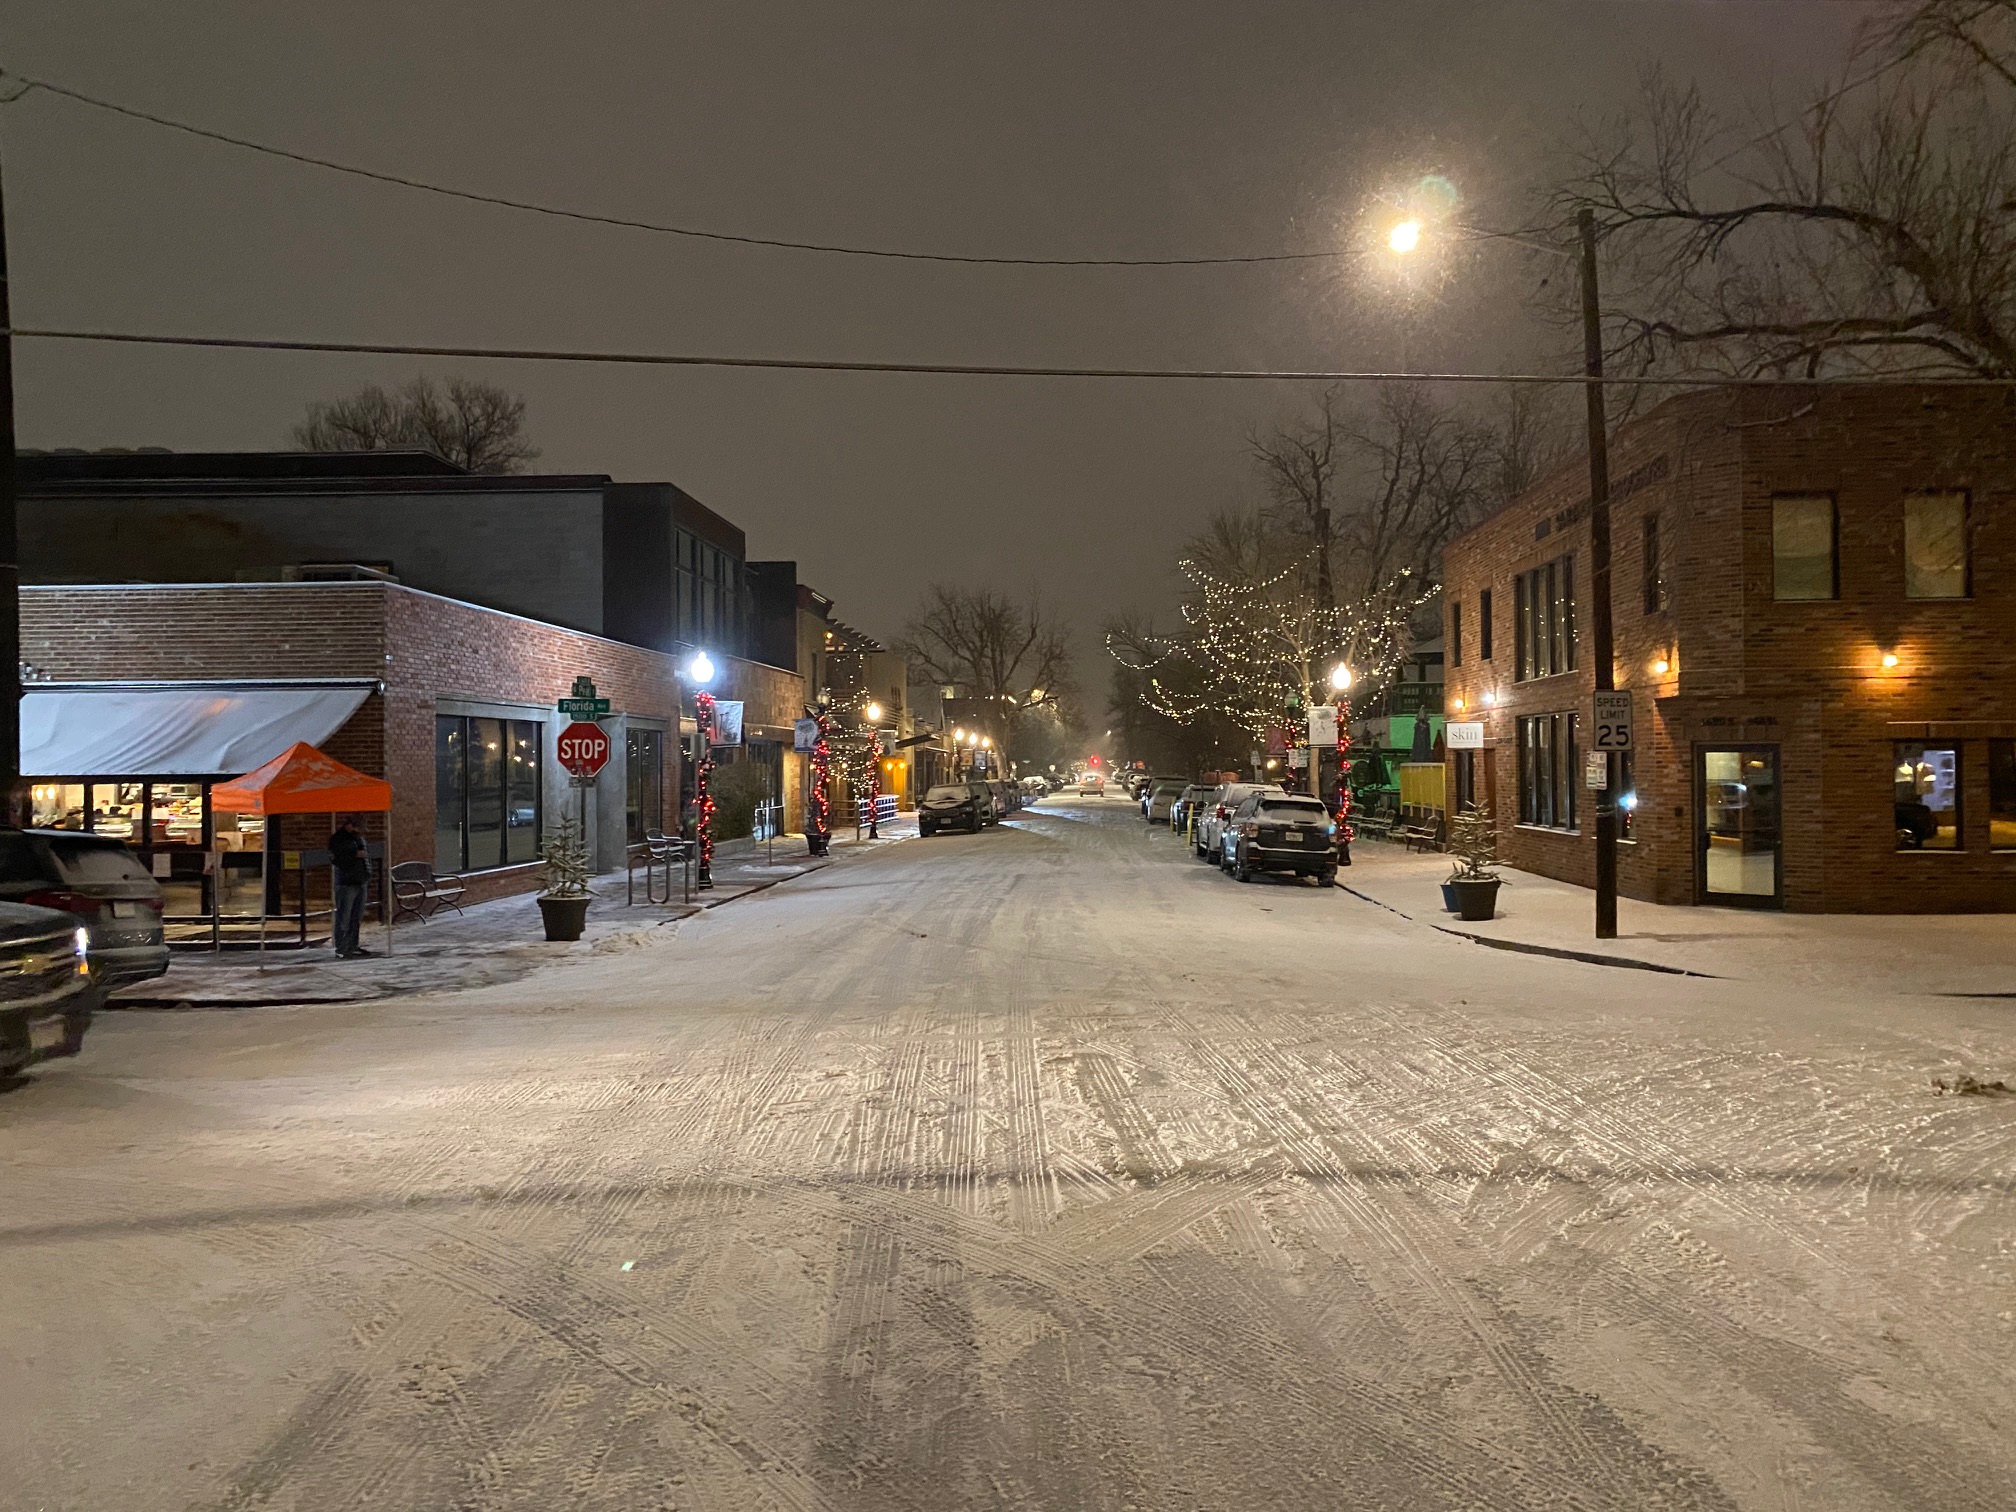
<box><xmin>1697</xmin><ymin>746</ymin><xmax>1781</xmax><ymax>906</ymax></box>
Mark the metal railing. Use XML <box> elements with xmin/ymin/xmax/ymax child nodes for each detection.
<box><xmin>626</xmin><ymin>829</ymin><xmax>694</xmax><ymax>906</ymax></box>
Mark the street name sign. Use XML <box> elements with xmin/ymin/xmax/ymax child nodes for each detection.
<box><xmin>557</xmin><ymin>721</ymin><xmax>612</xmax><ymax>780</ymax></box>
<box><xmin>557</xmin><ymin>675</ymin><xmax>611</xmax><ymax>720</ymax></box>
<box><xmin>1591</xmin><ymin>691</ymin><xmax>1634</xmax><ymax>750</ymax></box>
<box><xmin>1307</xmin><ymin>705</ymin><xmax>1340</xmax><ymax>747</ymax></box>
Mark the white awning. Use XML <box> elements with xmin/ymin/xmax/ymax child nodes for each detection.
<box><xmin>22</xmin><ymin>685</ymin><xmax>374</xmax><ymax>778</ymax></box>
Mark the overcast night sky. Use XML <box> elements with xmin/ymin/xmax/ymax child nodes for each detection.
<box><xmin>4</xmin><ymin>1</ymin><xmax>1876</xmax><ymax>680</ymax></box>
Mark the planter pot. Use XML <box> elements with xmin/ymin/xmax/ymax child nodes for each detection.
<box><xmin>1439</xmin><ymin>881</ymin><xmax>1461</xmax><ymax>913</ymax></box>
<box><xmin>538</xmin><ymin>894</ymin><xmax>590</xmax><ymax>942</ymax></box>
<box><xmin>1450</xmin><ymin>876</ymin><xmax>1501</xmax><ymax>923</ymax></box>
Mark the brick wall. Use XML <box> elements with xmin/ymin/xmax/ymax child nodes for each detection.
<box><xmin>1442</xmin><ymin>386</ymin><xmax>2016</xmax><ymax>913</ymax></box>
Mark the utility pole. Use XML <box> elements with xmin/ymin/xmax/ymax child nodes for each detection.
<box><xmin>1579</xmin><ymin>208</ymin><xmax>1618</xmax><ymax>940</ymax></box>
<box><xmin>0</xmin><ymin>145</ymin><xmax>22</xmax><ymax>827</ymax></box>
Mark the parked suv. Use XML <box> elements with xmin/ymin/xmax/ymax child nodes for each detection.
<box><xmin>918</xmin><ymin>783</ymin><xmax>992</xmax><ymax>835</ymax></box>
<box><xmin>0</xmin><ymin>830</ymin><xmax>170</xmax><ymax>989</ymax></box>
<box><xmin>1221</xmin><ymin>792</ymin><xmax>1339</xmax><ymax>885</ymax></box>
<box><xmin>1144</xmin><ymin>779</ymin><xmax>1186</xmax><ymax>824</ymax></box>
<box><xmin>0</xmin><ymin>901</ymin><xmax>99</xmax><ymax>1077</ymax></box>
<box><xmin>1195</xmin><ymin>783</ymin><xmax>1285</xmax><ymax>864</ymax></box>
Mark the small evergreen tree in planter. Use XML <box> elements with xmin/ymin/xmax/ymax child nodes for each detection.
<box><xmin>1445</xmin><ymin>800</ymin><xmax>1503</xmax><ymax>921</ymax></box>
<box><xmin>537</xmin><ymin>818</ymin><xmax>592</xmax><ymax>941</ymax></box>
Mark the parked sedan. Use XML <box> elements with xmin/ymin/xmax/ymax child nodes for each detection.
<box><xmin>1170</xmin><ymin>784</ymin><xmax>1212</xmax><ymax>834</ymax></box>
<box><xmin>1077</xmin><ymin>772</ymin><xmax>1106</xmax><ymax>796</ymax></box>
<box><xmin>0</xmin><ymin>829</ymin><xmax>169</xmax><ymax>989</ymax></box>
<box><xmin>1194</xmin><ymin>782</ymin><xmax>1285</xmax><ymax>864</ymax></box>
<box><xmin>1221</xmin><ymin>792</ymin><xmax>1339</xmax><ymax>885</ymax></box>
<box><xmin>1144</xmin><ymin>780</ymin><xmax>1187</xmax><ymax>824</ymax></box>
<box><xmin>918</xmin><ymin>783</ymin><xmax>991</xmax><ymax>835</ymax></box>
<box><xmin>0</xmin><ymin>901</ymin><xmax>99</xmax><ymax>1078</ymax></box>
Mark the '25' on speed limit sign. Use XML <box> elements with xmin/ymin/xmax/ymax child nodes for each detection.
<box><xmin>1592</xmin><ymin>691</ymin><xmax>1634</xmax><ymax>750</ymax></box>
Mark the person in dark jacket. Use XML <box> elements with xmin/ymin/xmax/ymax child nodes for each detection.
<box><xmin>329</xmin><ymin>815</ymin><xmax>372</xmax><ymax>958</ymax></box>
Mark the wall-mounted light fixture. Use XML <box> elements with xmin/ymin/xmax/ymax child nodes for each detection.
<box><xmin>1881</xmin><ymin>652</ymin><xmax>1900</xmax><ymax>669</ymax></box>
<box><xmin>1652</xmin><ymin>657</ymin><xmax>1671</xmax><ymax>676</ymax></box>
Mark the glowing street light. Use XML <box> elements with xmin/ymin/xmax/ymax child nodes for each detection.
<box><xmin>686</xmin><ymin>650</ymin><xmax>716</xmax><ymax>686</ymax></box>
<box><xmin>1387</xmin><ymin>219</ymin><xmax>1422</xmax><ymax>255</ymax></box>
<box><xmin>864</xmin><ymin>701</ymin><xmax>883</xmax><ymax>723</ymax></box>
<box><xmin>1328</xmin><ymin>662</ymin><xmax>1354</xmax><ymax>693</ymax></box>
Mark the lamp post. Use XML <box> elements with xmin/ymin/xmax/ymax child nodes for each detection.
<box><xmin>686</xmin><ymin>651</ymin><xmax>717</xmax><ymax>888</ymax></box>
<box><xmin>1322</xmin><ymin>660</ymin><xmax>1353</xmax><ymax>817</ymax></box>
<box><xmin>1389</xmin><ymin>206</ymin><xmax>1617</xmax><ymax>939</ymax></box>
<box><xmin>863</xmin><ymin>701</ymin><xmax>883</xmax><ymax>839</ymax></box>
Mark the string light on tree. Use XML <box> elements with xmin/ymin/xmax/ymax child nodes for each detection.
<box><xmin>687</xmin><ymin>650</ymin><xmax>718</xmax><ymax>887</ymax></box>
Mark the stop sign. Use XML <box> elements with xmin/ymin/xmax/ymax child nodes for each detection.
<box><xmin>557</xmin><ymin>720</ymin><xmax>611</xmax><ymax>779</ymax></box>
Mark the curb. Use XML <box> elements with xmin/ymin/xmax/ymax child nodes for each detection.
<box><xmin>1337</xmin><ymin>882</ymin><xmax>1720</xmax><ymax>978</ymax></box>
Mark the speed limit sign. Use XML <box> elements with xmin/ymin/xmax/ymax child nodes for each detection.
<box><xmin>1592</xmin><ymin>691</ymin><xmax>1634</xmax><ymax>750</ymax></box>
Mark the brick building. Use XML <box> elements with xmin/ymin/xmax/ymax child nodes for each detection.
<box><xmin>22</xmin><ymin>582</ymin><xmax>685</xmax><ymax>920</ymax></box>
<box><xmin>1439</xmin><ymin>385</ymin><xmax>2016</xmax><ymax>913</ymax></box>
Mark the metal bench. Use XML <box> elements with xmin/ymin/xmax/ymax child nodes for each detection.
<box><xmin>390</xmin><ymin>861</ymin><xmax>468</xmax><ymax>922</ymax></box>
<box><xmin>1398</xmin><ymin>816</ymin><xmax>1446</xmax><ymax>853</ymax></box>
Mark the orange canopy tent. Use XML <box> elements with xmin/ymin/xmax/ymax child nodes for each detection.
<box><xmin>210</xmin><ymin>742</ymin><xmax>391</xmax><ymax>815</ymax></box>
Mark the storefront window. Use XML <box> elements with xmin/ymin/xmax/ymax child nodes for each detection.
<box><xmin>435</xmin><ymin>718</ymin><xmax>466</xmax><ymax>873</ymax></box>
<box><xmin>1989</xmin><ymin>740</ymin><xmax>2016</xmax><ymax>851</ymax></box>
<box><xmin>1894</xmin><ymin>742</ymin><xmax>1959</xmax><ymax>850</ymax></box>
<box><xmin>506</xmin><ymin>720</ymin><xmax>542</xmax><ymax>864</ymax></box>
<box><xmin>150</xmin><ymin>783</ymin><xmax>208</xmax><ymax>848</ymax></box>
<box><xmin>626</xmin><ymin>728</ymin><xmax>664</xmax><ymax>844</ymax></box>
<box><xmin>31</xmin><ymin>783</ymin><xmax>87</xmax><ymax>829</ymax></box>
<box><xmin>93</xmin><ymin>782</ymin><xmax>146</xmax><ymax>842</ymax></box>
<box><xmin>435</xmin><ymin>714</ymin><xmax>541</xmax><ymax>872</ymax></box>
<box><xmin>1517</xmin><ymin>712</ymin><xmax>1578</xmax><ymax>830</ymax></box>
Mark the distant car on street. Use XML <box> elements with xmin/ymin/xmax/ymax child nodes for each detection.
<box><xmin>1078</xmin><ymin>772</ymin><xmax>1106</xmax><ymax>796</ymax></box>
<box><xmin>1195</xmin><ymin>782</ymin><xmax>1285</xmax><ymax>864</ymax></box>
<box><xmin>0</xmin><ymin>830</ymin><xmax>170</xmax><ymax>989</ymax></box>
<box><xmin>918</xmin><ymin>783</ymin><xmax>991</xmax><ymax>835</ymax></box>
<box><xmin>1221</xmin><ymin>791</ymin><xmax>1339</xmax><ymax>886</ymax></box>
<box><xmin>0</xmin><ymin>900</ymin><xmax>99</xmax><ymax>1078</ymax></box>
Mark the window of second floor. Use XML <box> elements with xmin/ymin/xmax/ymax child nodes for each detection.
<box><xmin>1772</xmin><ymin>495</ymin><xmax>1837</xmax><ymax>601</ymax></box>
<box><xmin>1643</xmin><ymin>511</ymin><xmax>1668</xmax><ymax>614</ymax></box>
<box><xmin>1904</xmin><ymin>491</ymin><xmax>1969</xmax><ymax>599</ymax></box>
<box><xmin>1514</xmin><ymin>555</ymin><xmax>1575</xmax><ymax>681</ymax></box>
<box><xmin>1479</xmin><ymin>588</ymin><xmax>1493</xmax><ymax>660</ymax></box>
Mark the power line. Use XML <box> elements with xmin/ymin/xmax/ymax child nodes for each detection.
<box><xmin>14</xmin><ymin>325</ymin><xmax>2016</xmax><ymax>387</ymax></box>
<box><xmin>0</xmin><ymin>69</ymin><xmax>1349</xmax><ymax>269</ymax></box>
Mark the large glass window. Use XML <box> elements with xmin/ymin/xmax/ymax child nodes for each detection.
<box><xmin>435</xmin><ymin>718</ymin><xmax>466</xmax><ymax>873</ymax></box>
<box><xmin>1894</xmin><ymin>742</ymin><xmax>1959</xmax><ymax>851</ymax></box>
<box><xmin>1450</xmin><ymin>600</ymin><xmax>1463</xmax><ymax>667</ymax></box>
<box><xmin>1991</xmin><ymin>740</ymin><xmax>2016</xmax><ymax>851</ymax></box>
<box><xmin>626</xmin><ymin>728</ymin><xmax>664</xmax><ymax>844</ymax></box>
<box><xmin>1515</xmin><ymin>556</ymin><xmax>1577</xmax><ymax>680</ymax></box>
<box><xmin>1517</xmin><ymin>712</ymin><xmax>1578</xmax><ymax>830</ymax></box>
<box><xmin>30</xmin><ymin>783</ymin><xmax>87</xmax><ymax>830</ymax></box>
<box><xmin>1904</xmin><ymin>492</ymin><xmax>1968</xmax><ymax>599</ymax></box>
<box><xmin>435</xmin><ymin>715</ymin><xmax>541</xmax><ymax>872</ymax></box>
<box><xmin>1479</xmin><ymin>588</ymin><xmax>1493</xmax><ymax>660</ymax></box>
<box><xmin>1643</xmin><ymin>512</ymin><xmax>1668</xmax><ymax>613</ymax></box>
<box><xmin>1773</xmin><ymin>495</ymin><xmax>1837</xmax><ymax>601</ymax></box>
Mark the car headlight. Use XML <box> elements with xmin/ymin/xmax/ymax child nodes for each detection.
<box><xmin>74</xmin><ymin>926</ymin><xmax>90</xmax><ymax>976</ymax></box>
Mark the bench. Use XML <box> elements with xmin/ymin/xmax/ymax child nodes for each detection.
<box><xmin>390</xmin><ymin>861</ymin><xmax>468</xmax><ymax>923</ymax></box>
<box><xmin>1398</xmin><ymin>816</ymin><xmax>1445</xmax><ymax>853</ymax></box>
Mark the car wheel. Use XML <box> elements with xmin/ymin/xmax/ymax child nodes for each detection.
<box><xmin>1235</xmin><ymin>857</ymin><xmax>1254</xmax><ymax>882</ymax></box>
<box><xmin>1318</xmin><ymin>870</ymin><xmax>1337</xmax><ymax>887</ymax></box>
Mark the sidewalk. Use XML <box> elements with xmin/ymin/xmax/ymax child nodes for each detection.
<box><xmin>1342</xmin><ymin>839</ymin><xmax>2016</xmax><ymax>998</ymax></box>
<box><xmin>110</xmin><ymin>818</ymin><xmax>916</xmax><ymax>1009</ymax></box>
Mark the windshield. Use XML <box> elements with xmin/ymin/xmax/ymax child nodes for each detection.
<box><xmin>1259</xmin><ymin>800</ymin><xmax>1329</xmax><ymax>821</ymax></box>
<box><xmin>923</xmin><ymin>786</ymin><xmax>973</xmax><ymax>803</ymax></box>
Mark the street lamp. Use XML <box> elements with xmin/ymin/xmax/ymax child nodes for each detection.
<box><xmin>860</xmin><ymin>701</ymin><xmax>885</xmax><ymax>837</ymax></box>
<box><xmin>686</xmin><ymin>650</ymin><xmax>716</xmax><ymax>686</ymax></box>
<box><xmin>1387</xmin><ymin>219</ymin><xmax>1422</xmax><ymax>254</ymax></box>
<box><xmin>1390</xmin><ymin>205</ymin><xmax>1621</xmax><ymax>940</ymax></box>
<box><xmin>1328</xmin><ymin>662</ymin><xmax>1353</xmax><ymax>693</ymax></box>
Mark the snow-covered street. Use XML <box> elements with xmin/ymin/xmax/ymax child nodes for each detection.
<box><xmin>5</xmin><ymin>792</ymin><xmax>2014</xmax><ymax>1511</ymax></box>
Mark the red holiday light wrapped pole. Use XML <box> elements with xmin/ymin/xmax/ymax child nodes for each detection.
<box><xmin>807</xmin><ymin>706</ymin><xmax>833</xmax><ymax>857</ymax></box>
<box><xmin>694</xmin><ymin>691</ymin><xmax>717</xmax><ymax>887</ymax></box>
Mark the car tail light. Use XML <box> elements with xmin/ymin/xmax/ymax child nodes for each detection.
<box><xmin>1214</xmin><ymin>805</ymin><xmax>1228</xmax><ymax>819</ymax></box>
<box><xmin>24</xmin><ymin>889</ymin><xmax>104</xmax><ymax>916</ymax></box>
<box><xmin>1239</xmin><ymin>821</ymin><xmax>1259</xmax><ymax>837</ymax></box>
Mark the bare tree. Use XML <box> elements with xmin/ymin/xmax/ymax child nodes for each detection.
<box><xmin>897</xmin><ymin>586</ymin><xmax>1075</xmax><ymax>758</ymax></box>
<box><xmin>294</xmin><ymin>376</ymin><xmax>540</xmax><ymax>473</ymax></box>
<box><xmin>1555</xmin><ymin>5</ymin><xmax>2016</xmax><ymax>379</ymax></box>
